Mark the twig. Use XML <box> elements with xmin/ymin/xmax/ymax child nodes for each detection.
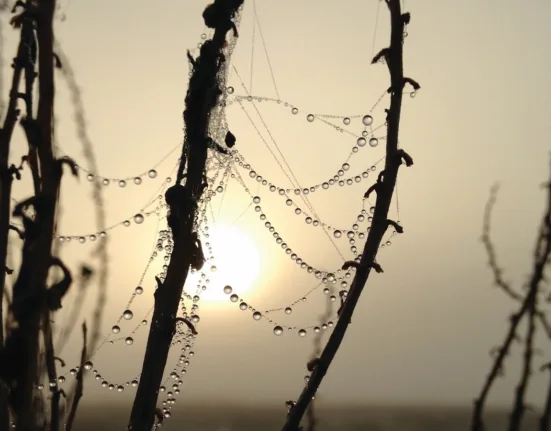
<box><xmin>53</xmin><ymin>42</ymin><xmax>109</xmax><ymax>355</ymax></box>
<box><xmin>65</xmin><ymin>322</ymin><xmax>86</xmax><ymax>431</ymax></box>
<box><xmin>0</xmin><ymin>0</ymin><xmax>27</xmax><ymax>350</ymax></box>
<box><xmin>540</xmin><ymin>363</ymin><xmax>551</xmax><ymax>431</ymax></box>
<box><xmin>481</xmin><ymin>185</ymin><xmax>551</xmax><ymax>338</ymax></box>
<box><xmin>282</xmin><ymin>1</ymin><xmax>415</xmax><ymax>429</ymax></box>
<box><xmin>471</xmin><ymin>159</ymin><xmax>551</xmax><ymax>431</ymax></box>
<box><xmin>128</xmin><ymin>2</ymin><xmax>244</xmax><ymax>430</ymax></box>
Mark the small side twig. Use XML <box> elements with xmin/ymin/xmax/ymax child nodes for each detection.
<box><xmin>65</xmin><ymin>322</ymin><xmax>86</xmax><ymax>431</ymax></box>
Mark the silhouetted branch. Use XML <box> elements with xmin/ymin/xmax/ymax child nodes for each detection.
<box><xmin>472</xmin><ymin>160</ymin><xmax>551</xmax><ymax>431</ymax></box>
<box><xmin>282</xmin><ymin>1</ymin><xmax>415</xmax><ymax>429</ymax></box>
<box><xmin>128</xmin><ymin>1</ymin><xmax>244</xmax><ymax>430</ymax></box>
<box><xmin>65</xmin><ymin>322</ymin><xmax>86</xmax><ymax>431</ymax></box>
<box><xmin>540</xmin><ymin>363</ymin><xmax>551</xmax><ymax>431</ymax></box>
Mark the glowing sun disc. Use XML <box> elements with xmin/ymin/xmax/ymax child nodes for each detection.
<box><xmin>201</xmin><ymin>225</ymin><xmax>260</xmax><ymax>301</ymax></box>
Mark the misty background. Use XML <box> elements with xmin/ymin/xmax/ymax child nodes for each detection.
<box><xmin>1</xmin><ymin>0</ymin><xmax>550</xmax><ymax>421</ymax></box>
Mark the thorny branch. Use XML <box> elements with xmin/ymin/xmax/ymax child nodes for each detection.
<box><xmin>471</xmin><ymin>165</ymin><xmax>551</xmax><ymax>431</ymax></box>
<box><xmin>282</xmin><ymin>1</ymin><xmax>416</xmax><ymax>429</ymax></box>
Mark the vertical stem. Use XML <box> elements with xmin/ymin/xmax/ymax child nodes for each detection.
<box><xmin>282</xmin><ymin>1</ymin><xmax>410</xmax><ymax>429</ymax></box>
<box><xmin>540</xmin><ymin>368</ymin><xmax>551</xmax><ymax>431</ymax></box>
<box><xmin>128</xmin><ymin>2</ymin><xmax>244</xmax><ymax>429</ymax></box>
<box><xmin>508</xmin><ymin>295</ymin><xmax>537</xmax><ymax>431</ymax></box>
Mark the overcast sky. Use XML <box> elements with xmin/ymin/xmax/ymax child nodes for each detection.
<box><xmin>2</xmin><ymin>0</ymin><xmax>551</xmax><ymax>413</ymax></box>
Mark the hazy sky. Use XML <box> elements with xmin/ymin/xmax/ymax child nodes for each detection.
<box><xmin>2</xmin><ymin>0</ymin><xmax>551</xmax><ymax>415</ymax></box>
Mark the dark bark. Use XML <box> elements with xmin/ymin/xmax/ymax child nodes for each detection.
<box><xmin>282</xmin><ymin>1</ymin><xmax>414</xmax><ymax>429</ymax></box>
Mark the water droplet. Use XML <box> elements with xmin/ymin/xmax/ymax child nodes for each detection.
<box><xmin>369</xmin><ymin>138</ymin><xmax>378</xmax><ymax>147</ymax></box>
<box><xmin>134</xmin><ymin>214</ymin><xmax>144</xmax><ymax>224</ymax></box>
<box><xmin>78</xmin><ymin>236</ymin><xmax>86</xmax><ymax>243</ymax></box>
<box><xmin>123</xmin><ymin>220</ymin><xmax>130</xmax><ymax>227</ymax></box>
<box><xmin>125</xmin><ymin>337</ymin><xmax>134</xmax><ymax>345</ymax></box>
<box><xmin>305</xmin><ymin>217</ymin><xmax>312</xmax><ymax>224</ymax></box>
<box><xmin>292</xmin><ymin>107</ymin><xmax>298</xmax><ymax>115</ymax></box>
<box><xmin>253</xmin><ymin>196</ymin><xmax>261</xmax><ymax>204</ymax></box>
<box><xmin>69</xmin><ymin>369</ymin><xmax>77</xmax><ymax>376</ymax></box>
<box><xmin>216</xmin><ymin>185</ymin><xmax>223</xmax><ymax>193</ymax></box>
<box><xmin>410</xmin><ymin>91</ymin><xmax>416</xmax><ymax>98</ymax></box>
<box><xmin>298</xmin><ymin>329</ymin><xmax>307</xmax><ymax>337</ymax></box>
<box><xmin>252</xmin><ymin>311</ymin><xmax>262</xmax><ymax>320</ymax></box>
<box><xmin>343</xmin><ymin>117</ymin><xmax>351</xmax><ymax>125</ymax></box>
<box><xmin>112</xmin><ymin>325</ymin><xmax>120</xmax><ymax>334</ymax></box>
<box><xmin>333</xmin><ymin>230</ymin><xmax>342</xmax><ymax>238</ymax></box>
<box><xmin>227</xmin><ymin>86</ymin><xmax>234</xmax><ymax>94</ymax></box>
<box><xmin>230</xmin><ymin>294</ymin><xmax>239</xmax><ymax>302</ymax></box>
<box><xmin>131</xmin><ymin>380</ymin><xmax>139</xmax><ymax>387</ymax></box>
<box><xmin>102</xmin><ymin>179</ymin><xmax>110</xmax><ymax>186</ymax></box>
<box><xmin>134</xmin><ymin>177</ymin><xmax>142</xmax><ymax>185</ymax></box>
<box><xmin>123</xmin><ymin>310</ymin><xmax>134</xmax><ymax>320</ymax></box>
<box><xmin>84</xmin><ymin>361</ymin><xmax>93</xmax><ymax>370</ymax></box>
<box><xmin>286</xmin><ymin>199</ymin><xmax>293</xmax><ymax>206</ymax></box>
<box><xmin>119</xmin><ymin>180</ymin><xmax>127</xmax><ymax>188</ymax></box>
<box><xmin>223</xmin><ymin>285</ymin><xmax>233</xmax><ymax>294</ymax></box>
<box><xmin>306</xmin><ymin>114</ymin><xmax>315</xmax><ymax>122</ymax></box>
<box><xmin>87</xmin><ymin>174</ymin><xmax>94</xmax><ymax>181</ymax></box>
<box><xmin>357</xmin><ymin>137</ymin><xmax>366</xmax><ymax>147</ymax></box>
<box><xmin>273</xmin><ymin>326</ymin><xmax>283</xmax><ymax>336</ymax></box>
<box><xmin>239</xmin><ymin>302</ymin><xmax>248</xmax><ymax>310</ymax></box>
<box><xmin>362</xmin><ymin>115</ymin><xmax>373</xmax><ymax>126</ymax></box>
<box><xmin>285</xmin><ymin>307</ymin><xmax>292</xmax><ymax>315</ymax></box>
<box><xmin>135</xmin><ymin>286</ymin><xmax>143</xmax><ymax>294</ymax></box>
<box><xmin>117</xmin><ymin>385</ymin><xmax>124</xmax><ymax>392</ymax></box>
<box><xmin>148</xmin><ymin>169</ymin><xmax>157</xmax><ymax>178</ymax></box>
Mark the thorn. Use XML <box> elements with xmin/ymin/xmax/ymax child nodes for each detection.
<box><xmin>387</xmin><ymin>219</ymin><xmax>403</xmax><ymax>234</ymax></box>
<box><xmin>404</xmin><ymin>77</ymin><xmax>420</xmax><ymax>91</ymax></box>
<box><xmin>371</xmin><ymin>262</ymin><xmax>384</xmax><ymax>273</ymax></box>
<box><xmin>371</xmin><ymin>48</ymin><xmax>390</xmax><ymax>65</ymax></box>
<box><xmin>53</xmin><ymin>52</ymin><xmax>62</xmax><ymax>69</ymax></box>
<box><xmin>342</xmin><ymin>261</ymin><xmax>360</xmax><ymax>271</ymax></box>
<box><xmin>396</xmin><ymin>149</ymin><xmax>414</xmax><ymax>167</ymax></box>
<box><xmin>364</xmin><ymin>183</ymin><xmax>379</xmax><ymax>200</ymax></box>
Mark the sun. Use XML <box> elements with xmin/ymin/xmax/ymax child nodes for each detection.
<box><xmin>199</xmin><ymin>224</ymin><xmax>261</xmax><ymax>302</ymax></box>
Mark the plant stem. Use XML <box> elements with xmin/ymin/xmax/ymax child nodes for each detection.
<box><xmin>282</xmin><ymin>1</ymin><xmax>411</xmax><ymax>429</ymax></box>
<box><xmin>128</xmin><ymin>2</ymin><xmax>244</xmax><ymax>429</ymax></box>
